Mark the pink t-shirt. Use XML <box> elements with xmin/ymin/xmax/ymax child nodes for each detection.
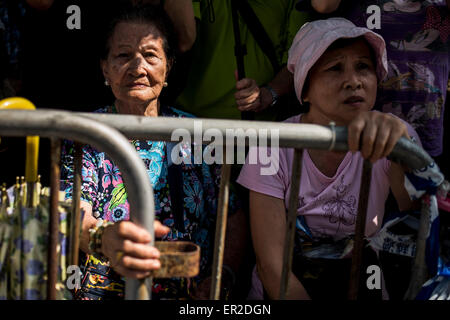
<box><xmin>237</xmin><ymin>114</ymin><xmax>420</xmax><ymax>239</ymax></box>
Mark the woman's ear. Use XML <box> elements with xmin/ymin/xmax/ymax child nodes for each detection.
<box><xmin>100</xmin><ymin>60</ymin><xmax>108</xmax><ymax>79</ymax></box>
<box><xmin>302</xmin><ymin>90</ymin><xmax>310</xmax><ymax>103</ymax></box>
<box><xmin>165</xmin><ymin>58</ymin><xmax>174</xmax><ymax>80</ymax></box>
<box><xmin>301</xmin><ymin>76</ymin><xmax>310</xmax><ymax>103</ymax></box>
<box><xmin>101</xmin><ymin>59</ymin><xmax>109</xmax><ymax>82</ymax></box>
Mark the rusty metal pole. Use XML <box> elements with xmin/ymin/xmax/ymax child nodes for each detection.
<box><xmin>210</xmin><ymin>149</ymin><xmax>231</xmax><ymax>300</ymax></box>
<box><xmin>348</xmin><ymin>159</ymin><xmax>372</xmax><ymax>300</ymax></box>
<box><xmin>279</xmin><ymin>149</ymin><xmax>303</xmax><ymax>300</ymax></box>
<box><xmin>69</xmin><ymin>143</ymin><xmax>83</xmax><ymax>268</ymax></box>
<box><xmin>404</xmin><ymin>199</ymin><xmax>430</xmax><ymax>300</ymax></box>
<box><xmin>47</xmin><ymin>138</ymin><xmax>61</xmax><ymax>300</ymax></box>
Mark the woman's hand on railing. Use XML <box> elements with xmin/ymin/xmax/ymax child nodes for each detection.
<box><xmin>101</xmin><ymin>220</ymin><xmax>170</xmax><ymax>279</ymax></box>
<box><xmin>347</xmin><ymin>111</ymin><xmax>411</xmax><ymax>163</ymax></box>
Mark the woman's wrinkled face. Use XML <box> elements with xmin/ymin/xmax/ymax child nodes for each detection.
<box><xmin>303</xmin><ymin>39</ymin><xmax>378</xmax><ymax>126</ymax></box>
<box><xmin>102</xmin><ymin>22</ymin><xmax>169</xmax><ymax>107</ymax></box>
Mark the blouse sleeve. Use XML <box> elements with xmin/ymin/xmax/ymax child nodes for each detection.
<box><xmin>60</xmin><ymin>140</ymin><xmax>100</xmax><ymax>207</ymax></box>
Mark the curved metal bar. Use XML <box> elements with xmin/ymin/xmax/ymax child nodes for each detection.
<box><xmin>0</xmin><ymin>109</ymin><xmax>155</xmax><ymax>300</ymax></box>
<box><xmin>3</xmin><ymin>110</ymin><xmax>431</xmax><ymax>169</ymax></box>
<box><xmin>75</xmin><ymin>112</ymin><xmax>433</xmax><ymax>170</ymax></box>
<box><xmin>2</xmin><ymin>109</ymin><xmax>440</xmax><ymax>301</ymax></box>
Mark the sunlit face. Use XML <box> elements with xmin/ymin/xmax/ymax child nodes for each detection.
<box><xmin>303</xmin><ymin>39</ymin><xmax>378</xmax><ymax>126</ymax></box>
<box><xmin>101</xmin><ymin>22</ymin><xmax>169</xmax><ymax>107</ymax></box>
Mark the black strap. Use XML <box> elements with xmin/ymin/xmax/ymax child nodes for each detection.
<box><xmin>230</xmin><ymin>0</ymin><xmax>254</xmax><ymax>120</ymax></box>
<box><xmin>166</xmin><ymin>144</ymin><xmax>186</xmax><ymax>233</ymax></box>
<box><xmin>231</xmin><ymin>0</ymin><xmax>246</xmax><ymax>79</ymax></box>
<box><xmin>235</xmin><ymin>1</ymin><xmax>281</xmax><ymax>73</ymax></box>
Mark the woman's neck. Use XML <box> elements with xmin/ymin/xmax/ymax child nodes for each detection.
<box><xmin>115</xmin><ymin>99</ymin><xmax>160</xmax><ymax>117</ymax></box>
<box><xmin>300</xmin><ymin>111</ymin><xmax>348</xmax><ymax>178</ymax></box>
<box><xmin>301</xmin><ymin>109</ymin><xmax>343</xmax><ymax>127</ymax></box>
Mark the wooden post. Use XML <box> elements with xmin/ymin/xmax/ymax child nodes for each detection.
<box><xmin>348</xmin><ymin>160</ymin><xmax>372</xmax><ymax>300</ymax></box>
<box><xmin>279</xmin><ymin>149</ymin><xmax>303</xmax><ymax>300</ymax></box>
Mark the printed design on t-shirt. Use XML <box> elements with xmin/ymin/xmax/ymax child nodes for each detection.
<box><xmin>298</xmin><ymin>196</ymin><xmax>305</xmax><ymax>208</ymax></box>
<box><xmin>322</xmin><ymin>175</ymin><xmax>357</xmax><ymax>233</ymax></box>
<box><xmin>380</xmin><ymin>58</ymin><xmax>444</xmax><ymax>126</ymax></box>
<box><xmin>406</xmin><ymin>62</ymin><xmax>441</xmax><ymax>93</ymax></box>
<box><xmin>380</xmin><ymin>61</ymin><xmax>441</xmax><ymax>94</ymax></box>
<box><xmin>382</xmin><ymin>0</ymin><xmax>422</xmax><ymax>13</ymax></box>
<box><xmin>382</xmin><ymin>103</ymin><xmax>428</xmax><ymax>130</ymax></box>
<box><xmin>388</xmin><ymin>6</ymin><xmax>449</xmax><ymax>51</ymax></box>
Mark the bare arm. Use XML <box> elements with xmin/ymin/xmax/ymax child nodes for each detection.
<box><xmin>190</xmin><ymin>207</ymin><xmax>249</xmax><ymax>299</ymax></box>
<box><xmin>132</xmin><ymin>0</ymin><xmax>196</xmax><ymax>53</ymax></box>
<box><xmin>310</xmin><ymin>0</ymin><xmax>342</xmax><ymax>13</ymax></box>
<box><xmin>389</xmin><ymin>162</ymin><xmax>415</xmax><ymax>212</ymax></box>
<box><xmin>250</xmin><ymin>191</ymin><xmax>310</xmax><ymax>299</ymax></box>
<box><xmin>347</xmin><ymin>111</ymin><xmax>415</xmax><ymax>211</ymax></box>
<box><xmin>164</xmin><ymin>0</ymin><xmax>196</xmax><ymax>53</ymax></box>
<box><xmin>223</xmin><ymin>208</ymin><xmax>249</xmax><ymax>273</ymax></box>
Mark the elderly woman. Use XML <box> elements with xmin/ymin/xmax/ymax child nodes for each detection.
<box><xmin>60</xmin><ymin>5</ymin><xmax>243</xmax><ymax>300</ymax></box>
<box><xmin>236</xmin><ymin>18</ymin><xmax>422</xmax><ymax>300</ymax></box>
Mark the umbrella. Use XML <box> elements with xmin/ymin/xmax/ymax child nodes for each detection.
<box><xmin>0</xmin><ymin>97</ymin><xmax>72</xmax><ymax>300</ymax></box>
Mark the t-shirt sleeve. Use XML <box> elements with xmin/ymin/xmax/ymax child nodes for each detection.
<box><xmin>405</xmin><ymin>120</ymin><xmax>422</xmax><ymax>149</ymax></box>
<box><xmin>236</xmin><ymin>146</ymin><xmax>287</xmax><ymax>200</ymax></box>
<box><xmin>388</xmin><ymin>112</ymin><xmax>423</xmax><ymax>148</ymax></box>
<box><xmin>380</xmin><ymin>114</ymin><xmax>423</xmax><ymax>173</ymax></box>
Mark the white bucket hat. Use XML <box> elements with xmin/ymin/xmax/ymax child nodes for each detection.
<box><xmin>287</xmin><ymin>17</ymin><xmax>388</xmax><ymax>103</ymax></box>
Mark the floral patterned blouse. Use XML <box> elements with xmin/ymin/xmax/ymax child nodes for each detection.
<box><xmin>60</xmin><ymin>105</ymin><xmax>238</xmax><ymax>300</ymax></box>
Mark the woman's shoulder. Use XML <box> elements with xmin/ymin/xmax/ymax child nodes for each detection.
<box><xmin>161</xmin><ymin>105</ymin><xmax>196</xmax><ymax>118</ymax></box>
<box><xmin>93</xmin><ymin>106</ymin><xmax>114</xmax><ymax>114</ymax></box>
<box><xmin>384</xmin><ymin>112</ymin><xmax>423</xmax><ymax>148</ymax></box>
<box><xmin>91</xmin><ymin>105</ymin><xmax>195</xmax><ymax>117</ymax></box>
<box><xmin>282</xmin><ymin>113</ymin><xmax>303</xmax><ymax>124</ymax></box>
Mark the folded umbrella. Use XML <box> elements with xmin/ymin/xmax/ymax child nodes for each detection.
<box><xmin>0</xmin><ymin>97</ymin><xmax>72</xmax><ymax>300</ymax></box>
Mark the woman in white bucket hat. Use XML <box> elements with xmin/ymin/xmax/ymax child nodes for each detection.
<box><xmin>237</xmin><ymin>18</ymin><xmax>422</xmax><ymax>299</ymax></box>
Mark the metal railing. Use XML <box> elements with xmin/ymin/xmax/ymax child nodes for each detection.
<box><xmin>0</xmin><ymin>109</ymin><xmax>438</xmax><ymax>300</ymax></box>
<box><xmin>79</xmin><ymin>111</ymin><xmax>435</xmax><ymax>300</ymax></box>
<box><xmin>0</xmin><ymin>109</ymin><xmax>155</xmax><ymax>300</ymax></box>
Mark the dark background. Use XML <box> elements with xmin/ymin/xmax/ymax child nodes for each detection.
<box><xmin>1</xmin><ymin>1</ymin><xmax>124</xmax><ymax>186</ymax></box>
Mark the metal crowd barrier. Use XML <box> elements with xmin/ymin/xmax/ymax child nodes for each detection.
<box><xmin>0</xmin><ymin>109</ymin><xmax>155</xmax><ymax>300</ymax></box>
<box><xmin>0</xmin><ymin>109</ymin><xmax>438</xmax><ymax>300</ymax></box>
<box><xmin>78</xmin><ymin>111</ymin><xmax>435</xmax><ymax>300</ymax></box>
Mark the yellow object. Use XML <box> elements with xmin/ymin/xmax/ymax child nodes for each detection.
<box><xmin>0</xmin><ymin>97</ymin><xmax>39</xmax><ymax>183</ymax></box>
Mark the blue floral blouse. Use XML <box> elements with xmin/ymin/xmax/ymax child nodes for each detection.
<box><xmin>60</xmin><ymin>105</ymin><xmax>238</xmax><ymax>300</ymax></box>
